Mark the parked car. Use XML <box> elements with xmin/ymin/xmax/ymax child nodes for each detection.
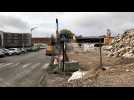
<box><xmin>20</xmin><ymin>48</ymin><xmax>27</xmax><ymax>53</ymax></box>
<box><xmin>25</xmin><ymin>47</ymin><xmax>32</xmax><ymax>52</ymax></box>
<box><xmin>1</xmin><ymin>49</ymin><xmax>8</xmax><ymax>55</ymax></box>
<box><xmin>8</xmin><ymin>48</ymin><xmax>21</xmax><ymax>55</ymax></box>
<box><xmin>2</xmin><ymin>48</ymin><xmax>14</xmax><ymax>56</ymax></box>
<box><xmin>0</xmin><ymin>49</ymin><xmax>5</xmax><ymax>57</ymax></box>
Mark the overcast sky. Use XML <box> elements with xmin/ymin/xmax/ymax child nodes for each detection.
<box><xmin>0</xmin><ymin>12</ymin><xmax>134</xmax><ymax>37</ymax></box>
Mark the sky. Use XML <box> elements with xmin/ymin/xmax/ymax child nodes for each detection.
<box><xmin>0</xmin><ymin>12</ymin><xmax>134</xmax><ymax>37</ymax></box>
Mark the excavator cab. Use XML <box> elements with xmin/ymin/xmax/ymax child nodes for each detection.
<box><xmin>46</xmin><ymin>45</ymin><xmax>54</xmax><ymax>56</ymax></box>
<box><xmin>46</xmin><ymin>34</ymin><xmax>55</xmax><ymax>56</ymax></box>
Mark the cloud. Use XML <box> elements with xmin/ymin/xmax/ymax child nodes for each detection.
<box><xmin>58</xmin><ymin>12</ymin><xmax>134</xmax><ymax>36</ymax></box>
<box><xmin>0</xmin><ymin>15</ymin><xmax>30</xmax><ymax>32</ymax></box>
<box><xmin>0</xmin><ymin>12</ymin><xmax>134</xmax><ymax>37</ymax></box>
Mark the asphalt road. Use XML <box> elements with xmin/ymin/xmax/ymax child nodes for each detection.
<box><xmin>0</xmin><ymin>49</ymin><xmax>50</xmax><ymax>87</ymax></box>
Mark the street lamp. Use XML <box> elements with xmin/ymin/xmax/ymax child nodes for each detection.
<box><xmin>30</xmin><ymin>27</ymin><xmax>38</xmax><ymax>46</ymax></box>
<box><xmin>30</xmin><ymin>27</ymin><xmax>38</xmax><ymax>34</ymax></box>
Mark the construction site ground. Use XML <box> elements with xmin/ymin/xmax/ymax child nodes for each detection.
<box><xmin>66</xmin><ymin>47</ymin><xmax>134</xmax><ymax>87</ymax></box>
<box><xmin>43</xmin><ymin>47</ymin><xmax>134</xmax><ymax>87</ymax></box>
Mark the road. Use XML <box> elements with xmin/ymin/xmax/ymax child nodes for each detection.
<box><xmin>0</xmin><ymin>49</ymin><xmax>50</xmax><ymax>87</ymax></box>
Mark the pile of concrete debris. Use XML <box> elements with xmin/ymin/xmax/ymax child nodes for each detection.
<box><xmin>106</xmin><ymin>29</ymin><xmax>134</xmax><ymax>58</ymax></box>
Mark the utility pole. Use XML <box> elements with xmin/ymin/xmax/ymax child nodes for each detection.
<box><xmin>99</xmin><ymin>38</ymin><xmax>102</xmax><ymax>68</ymax></box>
<box><xmin>62</xmin><ymin>40</ymin><xmax>65</xmax><ymax>72</ymax></box>
<box><xmin>61</xmin><ymin>35</ymin><xmax>66</xmax><ymax>72</ymax></box>
<box><xmin>56</xmin><ymin>18</ymin><xmax>59</xmax><ymax>50</ymax></box>
<box><xmin>56</xmin><ymin>18</ymin><xmax>60</xmax><ymax>52</ymax></box>
<box><xmin>56</xmin><ymin>18</ymin><xmax>59</xmax><ymax>40</ymax></box>
<box><xmin>55</xmin><ymin>18</ymin><xmax>59</xmax><ymax>63</ymax></box>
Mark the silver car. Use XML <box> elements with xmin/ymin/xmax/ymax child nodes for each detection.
<box><xmin>8</xmin><ymin>48</ymin><xmax>21</xmax><ymax>55</ymax></box>
<box><xmin>3</xmin><ymin>49</ymin><xmax>14</xmax><ymax>56</ymax></box>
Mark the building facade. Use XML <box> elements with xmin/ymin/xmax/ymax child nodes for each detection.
<box><xmin>32</xmin><ymin>37</ymin><xmax>51</xmax><ymax>45</ymax></box>
<box><xmin>0</xmin><ymin>31</ymin><xmax>32</xmax><ymax>48</ymax></box>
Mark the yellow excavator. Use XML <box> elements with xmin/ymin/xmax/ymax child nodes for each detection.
<box><xmin>46</xmin><ymin>45</ymin><xmax>54</xmax><ymax>56</ymax></box>
<box><xmin>46</xmin><ymin>33</ymin><xmax>56</xmax><ymax>56</ymax></box>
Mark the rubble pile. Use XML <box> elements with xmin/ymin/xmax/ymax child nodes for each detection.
<box><xmin>106</xmin><ymin>29</ymin><xmax>134</xmax><ymax>58</ymax></box>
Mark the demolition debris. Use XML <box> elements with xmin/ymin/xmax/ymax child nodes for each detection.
<box><xmin>105</xmin><ymin>29</ymin><xmax>134</xmax><ymax>58</ymax></box>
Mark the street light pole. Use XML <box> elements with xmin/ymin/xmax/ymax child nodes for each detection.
<box><xmin>22</xmin><ymin>33</ymin><xmax>24</xmax><ymax>48</ymax></box>
<box><xmin>31</xmin><ymin>27</ymin><xmax>38</xmax><ymax>33</ymax></box>
<box><xmin>30</xmin><ymin>29</ymin><xmax>32</xmax><ymax>47</ymax></box>
<box><xmin>30</xmin><ymin>27</ymin><xmax>38</xmax><ymax>46</ymax></box>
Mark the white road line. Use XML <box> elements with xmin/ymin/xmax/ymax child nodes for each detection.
<box><xmin>14</xmin><ymin>63</ymin><xmax>20</xmax><ymax>66</ymax></box>
<box><xmin>0</xmin><ymin>63</ymin><xmax>20</xmax><ymax>69</ymax></box>
<box><xmin>42</xmin><ymin>63</ymin><xmax>49</xmax><ymax>69</ymax></box>
<box><xmin>10</xmin><ymin>63</ymin><xmax>41</xmax><ymax>82</ymax></box>
<box><xmin>31</xmin><ymin>63</ymin><xmax>41</xmax><ymax>69</ymax></box>
<box><xmin>0</xmin><ymin>63</ymin><xmax>13</xmax><ymax>68</ymax></box>
<box><xmin>22</xmin><ymin>63</ymin><xmax>32</xmax><ymax>68</ymax></box>
<box><xmin>10</xmin><ymin>63</ymin><xmax>20</xmax><ymax>68</ymax></box>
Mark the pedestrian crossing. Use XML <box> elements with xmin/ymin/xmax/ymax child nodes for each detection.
<box><xmin>0</xmin><ymin>63</ymin><xmax>13</xmax><ymax>68</ymax></box>
<box><xmin>0</xmin><ymin>62</ymin><xmax>50</xmax><ymax>86</ymax></box>
<box><xmin>9</xmin><ymin>63</ymin><xmax>42</xmax><ymax>83</ymax></box>
<box><xmin>22</xmin><ymin>63</ymin><xmax>32</xmax><ymax>68</ymax></box>
<box><xmin>0</xmin><ymin>62</ymin><xmax>49</xmax><ymax>70</ymax></box>
<box><xmin>0</xmin><ymin>63</ymin><xmax>14</xmax><ymax>69</ymax></box>
<box><xmin>42</xmin><ymin>63</ymin><xmax>49</xmax><ymax>69</ymax></box>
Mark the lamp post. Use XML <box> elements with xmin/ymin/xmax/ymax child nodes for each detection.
<box><xmin>30</xmin><ymin>27</ymin><xmax>38</xmax><ymax>34</ymax></box>
<box><xmin>30</xmin><ymin>27</ymin><xmax>38</xmax><ymax>46</ymax></box>
<box><xmin>22</xmin><ymin>33</ymin><xmax>24</xmax><ymax>48</ymax></box>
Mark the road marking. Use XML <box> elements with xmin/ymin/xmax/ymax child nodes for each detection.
<box><xmin>14</xmin><ymin>63</ymin><xmax>20</xmax><ymax>66</ymax></box>
<box><xmin>42</xmin><ymin>63</ymin><xmax>49</xmax><ymax>69</ymax></box>
<box><xmin>9</xmin><ymin>63</ymin><xmax>41</xmax><ymax>82</ymax></box>
<box><xmin>39</xmin><ymin>73</ymin><xmax>47</xmax><ymax>85</ymax></box>
<box><xmin>22</xmin><ymin>63</ymin><xmax>32</xmax><ymax>68</ymax></box>
<box><xmin>31</xmin><ymin>63</ymin><xmax>41</xmax><ymax>69</ymax></box>
<box><xmin>10</xmin><ymin>63</ymin><xmax>20</xmax><ymax>68</ymax></box>
<box><xmin>0</xmin><ymin>63</ymin><xmax>21</xmax><ymax>71</ymax></box>
<box><xmin>0</xmin><ymin>63</ymin><xmax>13</xmax><ymax>68</ymax></box>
